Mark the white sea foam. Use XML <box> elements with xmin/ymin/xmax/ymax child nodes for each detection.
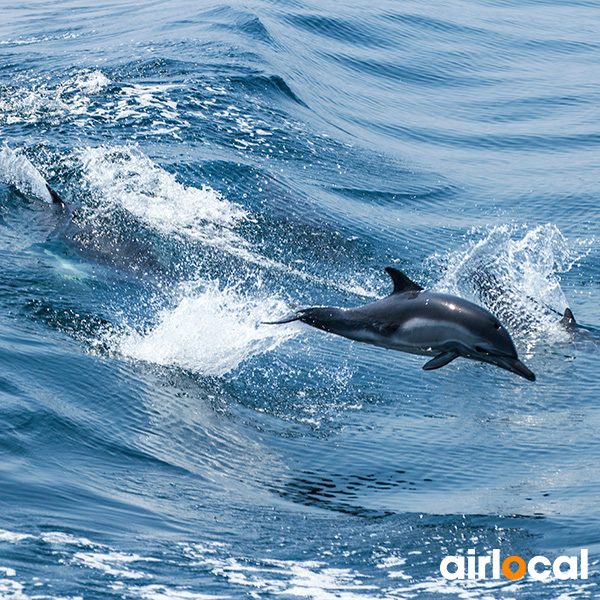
<box><xmin>129</xmin><ymin>585</ymin><xmax>228</xmax><ymax>600</ymax></box>
<box><xmin>376</xmin><ymin>556</ymin><xmax>411</xmax><ymax>580</ymax></box>
<box><xmin>0</xmin><ymin>68</ymin><xmax>192</xmax><ymax>142</ymax></box>
<box><xmin>180</xmin><ymin>543</ymin><xmax>382</xmax><ymax>599</ymax></box>
<box><xmin>0</xmin><ymin>69</ymin><xmax>110</xmax><ymax>126</ymax></box>
<box><xmin>78</xmin><ymin>146</ymin><xmax>246</xmax><ymax>243</ymax></box>
<box><xmin>73</xmin><ymin>551</ymin><xmax>157</xmax><ymax>580</ymax></box>
<box><xmin>0</xmin><ymin>529</ymin><xmax>34</xmax><ymax>543</ymax></box>
<box><xmin>203</xmin><ymin>556</ymin><xmax>381</xmax><ymax>599</ymax></box>
<box><xmin>70</xmin><ymin>70</ymin><xmax>111</xmax><ymax>95</ymax></box>
<box><xmin>0</xmin><ymin>568</ymin><xmax>16</xmax><ymax>577</ymax></box>
<box><xmin>0</xmin><ymin>529</ymin><xmax>592</xmax><ymax>599</ymax></box>
<box><xmin>76</xmin><ymin>144</ymin><xmax>282</xmax><ymax>277</ymax></box>
<box><xmin>0</xmin><ymin>578</ymin><xmax>28</xmax><ymax>600</ymax></box>
<box><xmin>40</xmin><ymin>531</ymin><xmax>99</xmax><ymax>547</ymax></box>
<box><xmin>114</xmin><ymin>83</ymin><xmax>180</xmax><ymax>125</ymax></box>
<box><xmin>115</xmin><ymin>281</ymin><xmax>295</xmax><ymax>376</ymax></box>
<box><xmin>0</xmin><ymin>146</ymin><xmax>54</xmax><ymax>203</ymax></box>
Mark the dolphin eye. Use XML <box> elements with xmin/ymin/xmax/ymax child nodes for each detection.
<box><xmin>493</xmin><ymin>322</ymin><xmax>500</xmax><ymax>329</ymax></box>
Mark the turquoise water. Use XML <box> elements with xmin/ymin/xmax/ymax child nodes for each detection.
<box><xmin>1</xmin><ymin>1</ymin><xmax>600</xmax><ymax>598</ymax></box>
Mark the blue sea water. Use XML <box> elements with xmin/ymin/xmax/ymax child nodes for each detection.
<box><xmin>1</xmin><ymin>0</ymin><xmax>600</xmax><ymax>597</ymax></box>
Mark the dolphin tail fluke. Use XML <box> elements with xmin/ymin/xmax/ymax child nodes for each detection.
<box><xmin>422</xmin><ymin>351</ymin><xmax>459</xmax><ymax>370</ymax></box>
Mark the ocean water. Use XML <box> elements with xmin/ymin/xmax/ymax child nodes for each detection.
<box><xmin>1</xmin><ymin>0</ymin><xmax>599</xmax><ymax>598</ymax></box>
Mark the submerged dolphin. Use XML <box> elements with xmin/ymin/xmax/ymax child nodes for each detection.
<box><xmin>267</xmin><ymin>267</ymin><xmax>535</xmax><ymax>381</ymax></box>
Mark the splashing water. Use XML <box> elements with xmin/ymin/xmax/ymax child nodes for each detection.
<box><xmin>114</xmin><ymin>280</ymin><xmax>296</xmax><ymax>377</ymax></box>
<box><xmin>78</xmin><ymin>146</ymin><xmax>246</xmax><ymax>240</ymax></box>
<box><xmin>77</xmin><ymin>145</ymin><xmax>382</xmax><ymax>299</ymax></box>
<box><xmin>429</xmin><ymin>224</ymin><xmax>592</xmax><ymax>338</ymax></box>
<box><xmin>0</xmin><ymin>69</ymin><xmax>111</xmax><ymax>127</ymax></box>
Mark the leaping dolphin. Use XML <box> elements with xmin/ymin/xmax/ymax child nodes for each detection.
<box><xmin>267</xmin><ymin>267</ymin><xmax>535</xmax><ymax>381</ymax></box>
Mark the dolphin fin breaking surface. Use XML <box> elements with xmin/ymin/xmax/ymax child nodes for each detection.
<box><xmin>560</xmin><ymin>307</ymin><xmax>577</xmax><ymax>328</ymax></box>
<box><xmin>45</xmin><ymin>183</ymin><xmax>66</xmax><ymax>207</ymax></box>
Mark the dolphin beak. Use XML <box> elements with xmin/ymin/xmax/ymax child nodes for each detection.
<box><xmin>496</xmin><ymin>357</ymin><xmax>536</xmax><ymax>382</ymax></box>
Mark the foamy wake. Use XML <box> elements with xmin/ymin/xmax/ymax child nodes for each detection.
<box><xmin>0</xmin><ymin>145</ymin><xmax>54</xmax><ymax>203</ymax></box>
<box><xmin>79</xmin><ymin>145</ymin><xmax>246</xmax><ymax>242</ymax></box>
<box><xmin>0</xmin><ymin>528</ymin><xmax>592</xmax><ymax>600</ymax></box>
<box><xmin>114</xmin><ymin>281</ymin><xmax>295</xmax><ymax>377</ymax></box>
<box><xmin>429</xmin><ymin>223</ymin><xmax>592</xmax><ymax>338</ymax></box>
<box><xmin>0</xmin><ymin>69</ymin><xmax>111</xmax><ymax>126</ymax></box>
<box><xmin>76</xmin><ymin>145</ymin><xmax>383</xmax><ymax>299</ymax></box>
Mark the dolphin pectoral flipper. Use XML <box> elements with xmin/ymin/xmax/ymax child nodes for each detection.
<box><xmin>422</xmin><ymin>351</ymin><xmax>459</xmax><ymax>370</ymax></box>
<box><xmin>385</xmin><ymin>267</ymin><xmax>423</xmax><ymax>294</ymax></box>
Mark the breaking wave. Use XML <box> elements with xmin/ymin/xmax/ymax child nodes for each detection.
<box><xmin>428</xmin><ymin>223</ymin><xmax>593</xmax><ymax>339</ymax></box>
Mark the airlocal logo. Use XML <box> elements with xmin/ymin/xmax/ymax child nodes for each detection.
<box><xmin>440</xmin><ymin>549</ymin><xmax>588</xmax><ymax>581</ymax></box>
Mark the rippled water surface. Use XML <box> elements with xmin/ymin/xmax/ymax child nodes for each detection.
<box><xmin>1</xmin><ymin>1</ymin><xmax>600</xmax><ymax>598</ymax></box>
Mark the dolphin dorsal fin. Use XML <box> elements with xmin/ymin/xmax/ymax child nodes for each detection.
<box><xmin>559</xmin><ymin>307</ymin><xmax>576</xmax><ymax>328</ymax></box>
<box><xmin>385</xmin><ymin>267</ymin><xmax>423</xmax><ymax>294</ymax></box>
<box><xmin>46</xmin><ymin>184</ymin><xmax>65</xmax><ymax>207</ymax></box>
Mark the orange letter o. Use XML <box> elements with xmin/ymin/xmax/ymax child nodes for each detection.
<box><xmin>502</xmin><ymin>556</ymin><xmax>527</xmax><ymax>580</ymax></box>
